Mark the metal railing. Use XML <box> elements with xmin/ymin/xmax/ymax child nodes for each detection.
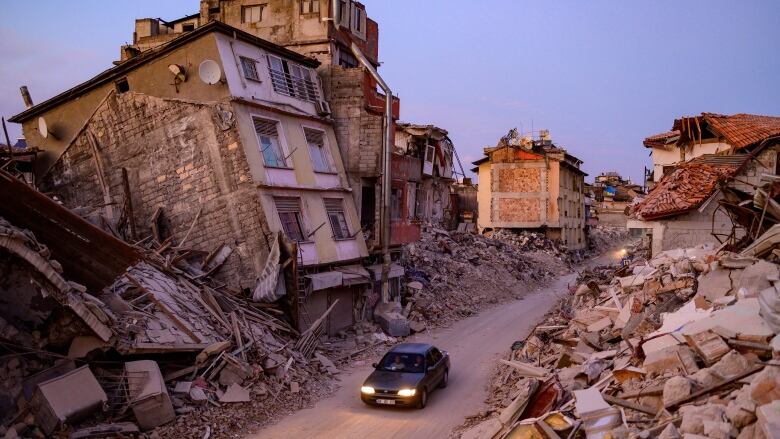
<box><xmin>269</xmin><ymin>70</ymin><xmax>320</xmax><ymax>103</ymax></box>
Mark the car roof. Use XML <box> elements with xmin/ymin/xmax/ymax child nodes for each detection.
<box><xmin>388</xmin><ymin>343</ymin><xmax>433</xmax><ymax>354</ymax></box>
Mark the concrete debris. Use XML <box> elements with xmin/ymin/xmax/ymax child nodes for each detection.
<box><xmin>455</xmin><ymin>238</ymin><xmax>780</xmax><ymax>439</ymax></box>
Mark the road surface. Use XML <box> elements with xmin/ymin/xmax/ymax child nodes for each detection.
<box><xmin>249</xmin><ymin>252</ymin><xmax>620</xmax><ymax>439</ymax></box>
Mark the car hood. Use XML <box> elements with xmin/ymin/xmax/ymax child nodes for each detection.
<box><xmin>363</xmin><ymin>370</ymin><xmax>424</xmax><ymax>389</ymax></box>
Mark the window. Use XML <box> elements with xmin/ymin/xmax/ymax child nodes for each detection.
<box><xmin>267</xmin><ymin>55</ymin><xmax>319</xmax><ymax>103</ymax></box>
<box><xmin>351</xmin><ymin>4</ymin><xmax>366</xmax><ymax>37</ymax></box>
<box><xmin>253</xmin><ymin>117</ymin><xmax>288</xmax><ymax>168</ymax></box>
<box><xmin>242</xmin><ymin>4</ymin><xmax>264</xmax><ymax>23</ymax></box>
<box><xmin>390</xmin><ymin>188</ymin><xmax>402</xmax><ymax>219</ymax></box>
<box><xmin>239</xmin><ymin>56</ymin><xmax>260</xmax><ymax>81</ymax></box>
<box><xmin>115</xmin><ymin>78</ymin><xmax>130</xmax><ymax>94</ymax></box>
<box><xmin>304</xmin><ymin>128</ymin><xmax>331</xmax><ymax>172</ymax></box>
<box><xmin>324</xmin><ymin>198</ymin><xmax>350</xmax><ymax>239</ymax></box>
<box><xmin>338</xmin><ymin>50</ymin><xmax>358</xmax><ymax>68</ymax></box>
<box><xmin>337</xmin><ymin>0</ymin><xmax>349</xmax><ymax>27</ymax></box>
<box><xmin>182</xmin><ymin>23</ymin><xmax>195</xmax><ymax>32</ymax></box>
<box><xmin>275</xmin><ymin>197</ymin><xmax>306</xmax><ymax>241</ymax></box>
<box><xmin>300</xmin><ymin>0</ymin><xmax>319</xmax><ymax>15</ymax></box>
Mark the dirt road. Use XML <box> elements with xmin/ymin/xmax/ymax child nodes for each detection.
<box><xmin>249</xmin><ymin>252</ymin><xmax>620</xmax><ymax>439</ymax></box>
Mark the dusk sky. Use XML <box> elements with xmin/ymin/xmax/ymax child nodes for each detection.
<box><xmin>2</xmin><ymin>0</ymin><xmax>779</xmax><ymax>183</ymax></box>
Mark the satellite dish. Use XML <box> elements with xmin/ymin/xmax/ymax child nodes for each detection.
<box><xmin>168</xmin><ymin>64</ymin><xmax>187</xmax><ymax>83</ymax></box>
<box><xmin>199</xmin><ymin>60</ymin><xmax>223</xmax><ymax>85</ymax></box>
<box><xmin>38</xmin><ymin>116</ymin><xmax>50</xmax><ymax>139</ymax></box>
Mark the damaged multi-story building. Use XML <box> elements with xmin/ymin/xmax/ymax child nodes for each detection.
<box><xmin>9</xmin><ymin>21</ymin><xmax>373</xmax><ymax>335</ymax></box>
<box><xmin>630</xmin><ymin>113</ymin><xmax>780</xmax><ymax>256</ymax></box>
<box><xmin>393</xmin><ymin>123</ymin><xmax>462</xmax><ymax>228</ymax></box>
<box><xmin>472</xmin><ymin>129</ymin><xmax>588</xmax><ymax>249</ymax></box>
<box><xmin>590</xmin><ymin>171</ymin><xmax>643</xmax><ymax>227</ymax></box>
<box><xmin>118</xmin><ymin>0</ymin><xmax>419</xmax><ymax>251</ymax></box>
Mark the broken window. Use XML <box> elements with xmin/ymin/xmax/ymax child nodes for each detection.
<box><xmin>115</xmin><ymin>78</ymin><xmax>130</xmax><ymax>94</ymax></box>
<box><xmin>275</xmin><ymin>197</ymin><xmax>306</xmax><ymax>241</ymax></box>
<box><xmin>242</xmin><ymin>4</ymin><xmax>264</xmax><ymax>23</ymax></box>
<box><xmin>182</xmin><ymin>23</ymin><xmax>195</xmax><ymax>32</ymax></box>
<box><xmin>239</xmin><ymin>56</ymin><xmax>260</xmax><ymax>81</ymax></box>
<box><xmin>338</xmin><ymin>49</ymin><xmax>358</xmax><ymax>68</ymax></box>
<box><xmin>253</xmin><ymin>117</ymin><xmax>288</xmax><ymax>168</ymax></box>
<box><xmin>304</xmin><ymin>128</ymin><xmax>332</xmax><ymax>172</ymax></box>
<box><xmin>324</xmin><ymin>198</ymin><xmax>350</xmax><ymax>239</ymax></box>
<box><xmin>337</xmin><ymin>0</ymin><xmax>350</xmax><ymax>27</ymax></box>
<box><xmin>390</xmin><ymin>188</ymin><xmax>403</xmax><ymax>220</ymax></box>
<box><xmin>267</xmin><ymin>55</ymin><xmax>319</xmax><ymax>103</ymax></box>
<box><xmin>300</xmin><ymin>0</ymin><xmax>319</xmax><ymax>15</ymax></box>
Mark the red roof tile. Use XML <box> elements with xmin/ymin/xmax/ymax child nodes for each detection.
<box><xmin>643</xmin><ymin>130</ymin><xmax>680</xmax><ymax>149</ymax></box>
<box><xmin>634</xmin><ymin>160</ymin><xmax>746</xmax><ymax>220</ymax></box>
<box><xmin>674</xmin><ymin>113</ymin><xmax>780</xmax><ymax>150</ymax></box>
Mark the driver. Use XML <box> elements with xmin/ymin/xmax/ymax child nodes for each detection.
<box><xmin>390</xmin><ymin>355</ymin><xmax>405</xmax><ymax>371</ymax></box>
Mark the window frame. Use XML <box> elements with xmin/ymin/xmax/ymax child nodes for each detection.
<box><xmin>300</xmin><ymin>0</ymin><xmax>320</xmax><ymax>15</ymax></box>
<box><xmin>324</xmin><ymin>198</ymin><xmax>352</xmax><ymax>240</ymax></box>
<box><xmin>267</xmin><ymin>54</ymin><xmax>319</xmax><ymax>103</ymax></box>
<box><xmin>241</xmin><ymin>4</ymin><xmax>265</xmax><ymax>24</ymax></box>
<box><xmin>351</xmin><ymin>4</ymin><xmax>366</xmax><ymax>39</ymax></box>
<box><xmin>302</xmin><ymin>126</ymin><xmax>335</xmax><ymax>174</ymax></box>
<box><xmin>274</xmin><ymin>197</ymin><xmax>308</xmax><ymax>242</ymax></box>
<box><xmin>239</xmin><ymin>56</ymin><xmax>261</xmax><ymax>82</ymax></box>
<box><xmin>251</xmin><ymin>115</ymin><xmax>291</xmax><ymax>169</ymax></box>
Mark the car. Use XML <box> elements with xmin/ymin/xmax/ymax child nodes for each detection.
<box><xmin>360</xmin><ymin>342</ymin><xmax>450</xmax><ymax>409</ymax></box>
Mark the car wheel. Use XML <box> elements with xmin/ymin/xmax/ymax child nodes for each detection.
<box><xmin>417</xmin><ymin>388</ymin><xmax>428</xmax><ymax>409</ymax></box>
<box><xmin>439</xmin><ymin>369</ymin><xmax>449</xmax><ymax>389</ymax></box>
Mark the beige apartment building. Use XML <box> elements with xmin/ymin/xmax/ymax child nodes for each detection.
<box><xmin>472</xmin><ymin>130</ymin><xmax>587</xmax><ymax>249</ymax></box>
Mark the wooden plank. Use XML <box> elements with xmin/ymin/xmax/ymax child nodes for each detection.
<box><xmin>126</xmin><ymin>274</ymin><xmax>202</xmax><ymax>343</ymax></box>
<box><xmin>603</xmin><ymin>394</ymin><xmax>656</xmax><ymax>416</ymax></box>
<box><xmin>499</xmin><ymin>359</ymin><xmax>548</xmax><ymax>378</ymax></box>
<box><xmin>664</xmin><ymin>365</ymin><xmax>764</xmax><ymax>410</ymax></box>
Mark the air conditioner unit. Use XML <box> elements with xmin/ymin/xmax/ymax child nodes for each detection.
<box><xmin>315</xmin><ymin>100</ymin><xmax>331</xmax><ymax>116</ymax></box>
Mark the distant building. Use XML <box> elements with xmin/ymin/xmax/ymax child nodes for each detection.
<box><xmin>472</xmin><ymin>129</ymin><xmax>587</xmax><ymax>249</ymax></box>
<box><xmin>591</xmin><ymin>171</ymin><xmax>642</xmax><ymax>227</ymax></box>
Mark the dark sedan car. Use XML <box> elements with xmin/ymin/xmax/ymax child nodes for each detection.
<box><xmin>360</xmin><ymin>343</ymin><xmax>450</xmax><ymax>409</ymax></box>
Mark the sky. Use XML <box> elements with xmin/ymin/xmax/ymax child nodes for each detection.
<box><xmin>2</xmin><ymin>0</ymin><xmax>780</xmax><ymax>184</ymax></box>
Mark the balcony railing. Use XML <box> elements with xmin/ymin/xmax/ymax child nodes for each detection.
<box><xmin>269</xmin><ymin>70</ymin><xmax>319</xmax><ymax>103</ymax></box>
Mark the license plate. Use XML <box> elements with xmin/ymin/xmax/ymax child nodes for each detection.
<box><xmin>376</xmin><ymin>399</ymin><xmax>396</xmax><ymax>405</ymax></box>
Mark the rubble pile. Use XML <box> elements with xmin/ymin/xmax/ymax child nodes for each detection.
<box><xmin>0</xmin><ymin>213</ymin><xmax>350</xmax><ymax>439</ymax></box>
<box><xmin>401</xmin><ymin>228</ymin><xmax>572</xmax><ymax>330</ymax></box>
<box><xmin>457</xmin><ymin>240</ymin><xmax>780</xmax><ymax>439</ymax></box>
<box><xmin>587</xmin><ymin>225</ymin><xmax>633</xmax><ymax>254</ymax></box>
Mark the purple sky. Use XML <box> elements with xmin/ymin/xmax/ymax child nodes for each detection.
<box><xmin>2</xmin><ymin>0</ymin><xmax>779</xmax><ymax>183</ymax></box>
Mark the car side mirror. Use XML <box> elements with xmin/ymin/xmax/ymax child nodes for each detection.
<box><xmin>371</xmin><ymin>363</ymin><xmax>378</xmax><ymax>368</ymax></box>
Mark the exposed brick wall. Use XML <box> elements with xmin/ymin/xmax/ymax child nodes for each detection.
<box><xmin>40</xmin><ymin>92</ymin><xmax>271</xmax><ymax>290</ymax></box>
<box><xmin>497</xmin><ymin>198</ymin><xmax>541</xmax><ymax>222</ymax></box>
<box><xmin>497</xmin><ymin>168</ymin><xmax>542</xmax><ymax>192</ymax></box>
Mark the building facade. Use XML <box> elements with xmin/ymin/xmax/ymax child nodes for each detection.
<box><xmin>118</xmin><ymin>0</ymin><xmax>413</xmax><ymax>250</ymax></box>
<box><xmin>472</xmin><ymin>130</ymin><xmax>587</xmax><ymax>249</ymax></box>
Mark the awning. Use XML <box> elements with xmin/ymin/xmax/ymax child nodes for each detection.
<box><xmin>367</xmin><ymin>263</ymin><xmax>405</xmax><ymax>281</ymax></box>
<box><xmin>335</xmin><ymin>265</ymin><xmax>372</xmax><ymax>286</ymax></box>
<box><xmin>305</xmin><ymin>271</ymin><xmax>343</xmax><ymax>292</ymax></box>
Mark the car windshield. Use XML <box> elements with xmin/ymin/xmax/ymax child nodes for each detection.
<box><xmin>377</xmin><ymin>352</ymin><xmax>425</xmax><ymax>373</ymax></box>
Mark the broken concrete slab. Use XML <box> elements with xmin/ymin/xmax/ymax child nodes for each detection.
<box><xmin>697</xmin><ymin>265</ymin><xmax>735</xmax><ymax>302</ymax></box>
<box><xmin>682</xmin><ymin>298</ymin><xmax>774</xmax><ymax>342</ymax></box>
<box><xmin>644</xmin><ymin>344</ymin><xmax>699</xmax><ymax>375</ymax></box>
<box><xmin>219</xmin><ymin>383</ymin><xmax>250</xmax><ymax>403</ymax></box>
<box><xmin>684</xmin><ymin>330</ymin><xmax>730</xmax><ymax>366</ymax></box>
<box><xmin>460</xmin><ymin>417</ymin><xmax>502</xmax><ymax>439</ymax></box>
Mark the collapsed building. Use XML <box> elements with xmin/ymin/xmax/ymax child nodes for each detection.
<box><xmin>10</xmin><ymin>21</ymin><xmax>372</xmax><ymax>336</ymax></box>
<box><xmin>589</xmin><ymin>172</ymin><xmax>643</xmax><ymax>228</ymax></box>
<box><xmin>393</xmin><ymin>123</ymin><xmax>465</xmax><ymax>229</ymax></box>
<box><xmin>472</xmin><ymin>129</ymin><xmax>588</xmax><ymax>249</ymax></box>
<box><xmin>629</xmin><ymin>113</ymin><xmax>780</xmax><ymax>256</ymax></box>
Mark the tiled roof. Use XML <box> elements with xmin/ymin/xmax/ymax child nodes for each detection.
<box><xmin>643</xmin><ymin>130</ymin><xmax>680</xmax><ymax>149</ymax></box>
<box><xmin>634</xmin><ymin>158</ymin><xmax>747</xmax><ymax>220</ymax></box>
<box><xmin>674</xmin><ymin>113</ymin><xmax>780</xmax><ymax>150</ymax></box>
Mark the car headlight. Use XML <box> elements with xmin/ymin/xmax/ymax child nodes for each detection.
<box><xmin>397</xmin><ymin>388</ymin><xmax>416</xmax><ymax>397</ymax></box>
<box><xmin>361</xmin><ymin>386</ymin><xmax>375</xmax><ymax>395</ymax></box>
